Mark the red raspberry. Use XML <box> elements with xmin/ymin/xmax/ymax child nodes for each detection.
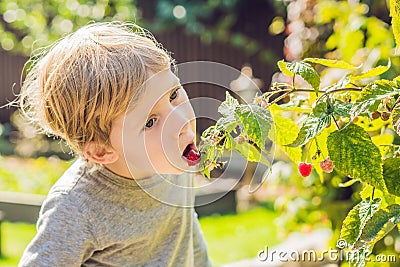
<box><xmin>320</xmin><ymin>157</ymin><xmax>334</xmax><ymax>173</ymax></box>
<box><xmin>185</xmin><ymin>148</ymin><xmax>201</xmax><ymax>166</ymax></box>
<box><xmin>298</xmin><ymin>162</ymin><xmax>312</xmax><ymax>177</ymax></box>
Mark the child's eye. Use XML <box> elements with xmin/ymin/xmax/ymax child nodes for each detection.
<box><xmin>145</xmin><ymin>118</ymin><xmax>156</xmax><ymax>128</ymax></box>
<box><xmin>169</xmin><ymin>88</ymin><xmax>179</xmax><ymax>101</ymax></box>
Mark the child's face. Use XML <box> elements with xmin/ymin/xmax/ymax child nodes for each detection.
<box><xmin>108</xmin><ymin>69</ymin><xmax>197</xmax><ymax>179</ymax></box>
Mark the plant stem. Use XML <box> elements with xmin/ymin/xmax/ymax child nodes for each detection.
<box><xmin>316</xmin><ymin>87</ymin><xmax>362</xmax><ymax>104</ymax></box>
<box><xmin>266</xmin><ymin>86</ymin><xmax>362</xmax><ymax>106</ymax></box>
<box><xmin>292</xmin><ymin>74</ymin><xmax>296</xmax><ymax>87</ymax></box>
<box><xmin>371</xmin><ymin>187</ymin><xmax>375</xmax><ymax>200</ymax></box>
<box><xmin>268</xmin><ymin>91</ymin><xmax>292</xmax><ymax>105</ymax></box>
<box><xmin>393</xmin><ymin>95</ymin><xmax>400</xmax><ymax>109</ymax></box>
<box><xmin>315</xmin><ymin>138</ymin><xmax>325</xmax><ymax>159</ymax></box>
<box><xmin>331</xmin><ymin>115</ymin><xmax>341</xmax><ymax>130</ymax></box>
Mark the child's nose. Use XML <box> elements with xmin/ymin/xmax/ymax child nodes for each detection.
<box><xmin>179</xmin><ymin>118</ymin><xmax>195</xmax><ymax>138</ymax></box>
<box><xmin>168</xmin><ymin>104</ymin><xmax>196</xmax><ymax>138</ymax></box>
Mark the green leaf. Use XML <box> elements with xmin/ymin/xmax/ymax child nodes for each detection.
<box><xmin>277</xmin><ymin>60</ymin><xmax>320</xmax><ymax>94</ymax></box>
<box><xmin>304</xmin><ymin>57</ymin><xmax>360</xmax><ymax>70</ymax></box>
<box><xmin>340</xmin><ymin>199</ymin><xmax>382</xmax><ymax>247</ymax></box>
<box><xmin>349</xmin><ymin>80</ymin><xmax>399</xmax><ymax>121</ymax></box>
<box><xmin>372</xmin><ymin>134</ymin><xmax>394</xmax><ymax>156</ymax></box>
<box><xmin>383</xmin><ymin>157</ymin><xmax>400</xmax><ymax>197</ymax></box>
<box><xmin>286</xmin><ymin>102</ymin><xmax>331</xmax><ymax>147</ymax></box>
<box><xmin>349</xmin><ymin>60</ymin><xmax>391</xmax><ymax>81</ymax></box>
<box><xmin>235</xmin><ymin>104</ymin><xmax>273</xmax><ymax>149</ymax></box>
<box><xmin>269</xmin><ymin>104</ymin><xmax>302</xmax><ymax>163</ymax></box>
<box><xmin>215</xmin><ymin>116</ymin><xmax>237</xmax><ymax>133</ymax></box>
<box><xmin>358</xmin><ymin>204</ymin><xmax>400</xmax><ymax>247</ymax></box>
<box><xmin>198</xmin><ymin>138</ymin><xmax>216</xmax><ymax>178</ymax></box>
<box><xmin>331</xmin><ymin>99</ymin><xmax>352</xmax><ymax>117</ymax></box>
<box><xmin>322</xmin><ymin>76</ymin><xmax>351</xmax><ymax>92</ymax></box>
<box><xmin>218</xmin><ymin>91</ymin><xmax>239</xmax><ymax>117</ymax></box>
<box><xmin>327</xmin><ymin>124</ymin><xmax>386</xmax><ymax>191</ymax></box>
<box><xmin>360</xmin><ymin>184</ymin><xmax>400</xmax><ymax>209</ymax></box>
<box><xmin>347</xmin><ymin>247</ymin><xmax>369</xmax><ymax>267</ymax></box>
<box><xmin>393</xmin><ymin>75</ymin><xmax>400</xmax><ymax>88</ymax></box>
<box><xmin>390</xmin><ymin>0</ymin><xmax>400</xmax><ymax>50</ymax></box>
<box><xmin>232</xmin><ymin>139</ymin><xmax>271</xmax><ymax>168</ymax></box>
<box><xmin>277</xmin><ymin>60</ymin><xmax>295</xmax><ymax>77</ymax></box>
<box><xmin>392</xmin><ymin>101</ymin><xmax>400</xmax><ymax>136</ymax></box>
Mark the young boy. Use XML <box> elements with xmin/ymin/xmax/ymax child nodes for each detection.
<box><xmin>18</xmin><ymin>22</ymin><xmax>211</xmax><ymax>266</ymax></box>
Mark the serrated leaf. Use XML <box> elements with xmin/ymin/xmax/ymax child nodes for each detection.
<box><xmin>269</xmin><ymin>104</ymin><xmax>302</xmax><ymax>163</ymax></box>
<box><xmin>286</xmin><ymin>102</ymin><xmax>331</xmax><ymax>147</ymax></box>
<box><xmin>232</xmin><ymin>140</ymin><xmax>271</xmax><ymax>168</ymax></box>
<box><xmin>277</xmin><ymin>60</ymin><xmax>294</xmax><ymax>77</ymax></box>
<box><xmin>393</xmin><ymin>75</ymin><xmax>400</xmax><ymax>87</ymax></box>
<box><xmin>392</xmin><ymin>101</ymin><xmax>400</xmax><ymax>136</ymax></box>
<box><xmin>218</xmin><ymin>91</ymin><xmax>239</xmax><ymax>117</ymax></box>
<box><xmin>349</xmin><ymin>80</ymin><xmax>400</xmax><ymax>121</ymax></box>
<box><xmin>327</xmin><ymin>124</ymin><xmax>386</xmax><ymax>191</ymax></box>
<box><xmin>331</xmin><ymin>99</ymin><xmax>352</xmax><ymax>117</ymax></box>
<box><xmin>358</xmin><ymin>204</ymin><xmax>400</xmax><ymax>247</ymax></box>
<box><xmin>272</xmin><ymin>104</ymin><xmax>312</xmax><ymax>113</ymax></box>
<box><xmin>371</xmin><ymin>134</ymin><xmax>394</xmax><ymax>156</ymax></box>
<box><xmin>215</xmin><ymin>116</ymin><xmax>237</xmax><ymax>133</ymax></box>
<box><xmin>383</xmin><ymin>157</ymin><xmax>400</xmax><ymax>197</ymax></box>
<box><xmin>199</xmin><ymin>139</ymin><xmax>216</xmax><ymax>168</ymax></box>
<box><xmin>235</xmin><ymin>104</ymin><xmax>273</xmax><ymax>149</ymax></box>
<box><xmin>322</xmin><ymin>76</ymin><xmax>351</xmax><ymax>92</ymax></box>
<box><xmin>349</xmin><ymin>60</ymin><xmax>391</xmax><ymax>81</ymax></box>
<box><xmin>340</xmin><ymin>199</ymin><xmax>382</xmax><ymax>247</ymax></box>
<box><xmin>360</xmin><ymin>184</ymin><xmax>400</xmax><ymax>209</ymax></box>
<box><xmin>347</xmin><ymin>247</ymin><xmax>369</xmax><ymax>267</ymax></box>
<box><xmin>278</xmin><ymin>60</ymin><xmax>320</xmax><ymax>93</ymax></box>
<box><xmin>390</xmin><ymin>0</ymin><xmax>400</xmax><ymax>51</ymax></box>
<box><xmin>304</xmin><ymin>57</ymin><xmax>360</xmax><ymax>70</ymax></box>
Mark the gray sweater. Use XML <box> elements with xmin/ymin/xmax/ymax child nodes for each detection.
<box><xmin>19</xmin><ymin>158</ymin><xmax>212</xmax><ymax>267</ymax></box>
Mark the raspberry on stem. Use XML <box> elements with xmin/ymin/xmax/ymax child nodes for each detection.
<box><xmin>298</xmin><ymin>162</ymin><xmax>312</xmax><ymax>177</ymax></box>
<box><xmin>320</xmin><ymin>157</ymin><xmax>334</xmax><ymax>173</ymax></box>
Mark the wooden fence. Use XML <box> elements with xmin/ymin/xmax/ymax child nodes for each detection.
<box><xmin>0</xmin><ymin>23</ymin><xmax>284</xmax><ymax>133</ymax></box>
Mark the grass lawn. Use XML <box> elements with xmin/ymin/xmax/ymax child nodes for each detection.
<box><xmin>0</xmin><ymin>206</ymin><xmax>278</xmax><ymax>267</ymax></box>
<box><xmin>0</xmin><ymin>222</ymin><xmax>36</xmax><ymax>267</ymax></box>
<box><xmin>199</xmin><ymin>207</ymin><xmax>279</xmax><ymax>266</ymax></box>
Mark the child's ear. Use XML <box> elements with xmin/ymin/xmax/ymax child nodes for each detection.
<box><xmin>82</xmin><ymin>142</ymin><xmax>119</xmax><ymax>164</ymax></box>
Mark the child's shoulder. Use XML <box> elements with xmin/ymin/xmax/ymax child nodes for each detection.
<box><xmin>44</xmin><ymin>158</ymin><xmax>100</xmax><ymax>211</ymax></box>
<box><xmin>49</xmin><ymin>157</ymin><xmax>87</xmax><ymax>195</ymax></box>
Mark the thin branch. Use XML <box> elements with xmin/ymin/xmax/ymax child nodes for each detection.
<box><xmin>331</xmin><ymin>115</ymin><xmax>341</xmax><ymax>130</ymax></box>
<box><xmin>316</xmin><ymin>87</ymin><xmax>362</xmax><ymax>103</ymax></box>
<box><xmin>265</xmin><ymin>87</ymin><xmax>362</xmax><ymax>106</ymax></box>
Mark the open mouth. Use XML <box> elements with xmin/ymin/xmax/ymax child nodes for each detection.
<box><xmin>182</xmin><ymin>143</ymin><xmax>201</xmax><ymax>166</ymax></box>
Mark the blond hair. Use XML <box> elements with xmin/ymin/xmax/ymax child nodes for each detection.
<box><xmin>19</xmin><ymin>22</ymin><xmax>173</xmax><ymax>157</ymax></box>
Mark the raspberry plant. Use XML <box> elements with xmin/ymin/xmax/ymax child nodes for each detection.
<box><xmin>198</xmin><ymin>2</ymin><xmax>400</xmax><ymax>265</ymax></box>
